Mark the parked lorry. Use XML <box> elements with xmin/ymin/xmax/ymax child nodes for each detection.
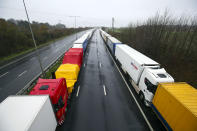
<box><xmin>63</xmin><ymin>49</ymin><xmax>83</xmax><ymax>67</ymax></box>
<box><xmin>0</xmin><ymin>95</ymin><xmax>57</xmax><ymax>131</ymax></box>
<box><xmin>29</xmin><ymin>78</ymin><xmax>68</xmax><ymax>125</ymax></box>
<box><xmin>73</xmin><ymin>31</ymin><xmax>92</xmax><ymax>52</ymax></box>
<box><xmin>152</xmin><ymin>82</ymin><xmax>197</xmax><ymax>131</ymax></box>
<box><xmin>72</xmin><ymin>43</ymin><xmax>83</xmax><ymax>49</ymax></box>
<box><xmin>55</xmin><ymin>64</ymin><xmax>80</xmax><ymax>94</ymax></box>
<box><xmin>100</xmin><ymin>29</ymin><xmax>111</xmax><ymax>43</ymax></box>
<box><xmin>106</xmin><ymin>36</ymin><xmax>122</xmax><ymax>54</ymax></box>
<box><xmin>115</xmin><ymin>44</ymin><xmax>174</xmax><ymax>105</ymax></box>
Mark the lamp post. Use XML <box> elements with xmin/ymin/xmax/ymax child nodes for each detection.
<box><xmin>112</xmin><ymin>17</ymin><xmax>114</xmax><ymax>33</ymax></box>
<box><xmin>69</xmin><ymin>16</ymin><xmax>80</xmax><ymax>40</ymax></box>
<box><xmin>23</xmin><ymin>0</ymin><xmax>45</xmax><ymax>77</ymax></box>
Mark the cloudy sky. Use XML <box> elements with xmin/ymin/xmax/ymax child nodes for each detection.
<box><xmin>0</xmin><ymin>0</ymin><xmax>196</xmax><ymax>27</ymax></box>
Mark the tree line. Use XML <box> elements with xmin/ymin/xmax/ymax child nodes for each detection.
<box><xmin>0</xmin><ymin>18</ymin><xmax>88</xmax><ymax>59</ymax></box>
<box><xmin>106</xmin><ymin>11</ymin><xmax>197</xmax><ymax>88</ymax></box>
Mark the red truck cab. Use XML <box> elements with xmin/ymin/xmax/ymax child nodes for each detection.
<box><xmin>29</xmin><ymin>78</ymin><xmax>68</xmax><ymax>125</ymax></box>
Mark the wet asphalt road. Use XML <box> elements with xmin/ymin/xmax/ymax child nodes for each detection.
<box><xmin>56</xmin><ymin>30</ymin><xmax>152</xmax><ymax>131</ymax></box>
<box><xmin>0</xmin><ymin>31</ymin><xmax>86</xmax><ymax>102</ymax></box>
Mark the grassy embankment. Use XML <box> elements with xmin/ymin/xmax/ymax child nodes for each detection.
<box><xmin>44</xmin><ymin>57</ymin><xmax>63</xmax><ymax>79</ymax></box>
<box><xmin>0</xmin><ymin>35</ymin><xmax>68</xmax><ymax>65</ymax></box>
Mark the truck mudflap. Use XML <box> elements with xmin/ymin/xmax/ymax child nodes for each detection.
<box><xmin>151</xmin><ymin>104</ymin><xmax>172</xmax><ymax>131</ymax></box>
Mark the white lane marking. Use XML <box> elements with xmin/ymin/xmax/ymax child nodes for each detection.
<box><xmin>99</xmin><ymin>62</ymin><xmax>102</xmax><ymax>68</ymax></box>
<box><xmin>105</xmin><ymin>43</ymin><xmax>154</xmax><ymax>131</ymax></box>
<box><xmin>103</xmin><ymin>85</ymin><xmax>107</xmax><ymax>96</ymax></box>
<box><xmin>84</xmin><ymin>63</ymin><xmax>86</xmax><ymax>67</ymax></box>
<box><xmin>0</xmin><ymin>52</ymin><xmax>34</xmax><ymax>70</ymax></box>
<box><xmin>18</xmin><ymin>70</ymin><xmax>27</xmax><ymax>77</ymax></box>
<box><xmin>76</xmin><ymin>86</ymin><xmax>80</xmax><ymax>97</ymax></box>
<box><xmin>0</xmin><ymin>72</ymin><xmax>9</xmax><ymax>78</ymax></box>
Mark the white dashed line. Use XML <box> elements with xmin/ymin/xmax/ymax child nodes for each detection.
<box><xmin>76</xmin><ymin>86</ymin><xmax>80</xmax><ymax>97</ymax></box>
<box><xmin>84</xmin><ymin>63</ymin><xmax>86</xmax><ymax>67</ymax></box>
<box><xmin>18</xmin><ymin>70</ymin><xmax>27</xmax><ymax>78</ymax></box>
<box><xmin>103</xmin><ymin>85</ymin><xmax>107</xmax><ymax>96</ymax></box>
<box><xmin>99</xmin><ymin>62</ymin><xmax>102</xmax><ymax>68</ymax></box>
<box><xmin>0</xmin><ymin>72</ymin><xmax>9</xmax><ymax>78</ymax></box>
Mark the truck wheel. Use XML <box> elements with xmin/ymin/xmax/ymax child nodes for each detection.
<box><xmin>139</xmin><ymin>92</ymin><xmax>150</xmax><ymax>107</ymax></box>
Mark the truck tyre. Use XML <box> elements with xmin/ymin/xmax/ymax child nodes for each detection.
<box><xmin>139</xmin><ymin>92</ymin><xmax>150</xmax><ymax>106</ymax></box>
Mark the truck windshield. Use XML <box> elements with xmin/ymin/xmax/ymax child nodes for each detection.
<box><xmin>145</xmin><ymin>78</ymin><xmax>157</xmax><ymax>94</ymax></box>
<box><xmin>157</xmin><ymin>74</ymin><xmax>167</xmax><ymax>78</ymax></box>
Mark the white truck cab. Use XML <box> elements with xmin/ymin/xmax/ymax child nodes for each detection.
<box><xmin>115</xmin><ymin>44</ymin><xmax>174</xmax><ymax>106</ymax></box>
<box><xmin>138</xmin><ymin>68</ymin><xmax>174</xmax><ymax>105</ymax></box>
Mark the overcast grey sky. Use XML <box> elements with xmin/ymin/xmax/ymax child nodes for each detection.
<box><xmin>0</xmin><ymin>0</ymin><xmax>196</xmax><ymax>27</ymax></box>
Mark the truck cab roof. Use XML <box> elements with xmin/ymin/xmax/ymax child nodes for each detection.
<box><xmin>30</xmin><ymin>78</ymin><xmax>67</xmax><ymax>104</ymax></box>
<box><xmin>146</xmin><ymin>68</ymin><xmax>174</xmax><ymax>85</ymax></box>
<box><xmin>74</xmin><ymin>33</ymin><xmax>89</xmax><ymax>44</ymax></box>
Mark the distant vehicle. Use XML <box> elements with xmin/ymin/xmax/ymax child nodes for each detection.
<box><xmin>115</xmin><ymin>44</ymin><xmax>174</xmax><ymax>105</ymax></box>
<box><xmin>0</xmin><ymin>95</ymin><xmax>57</xmax><ymax>131</ymax></box>
<box><xmin>72</xmin><ymin>44</ymin><xmax>83</xmax><ymax>49</ymax></box>
<box><xmin>106</xmin><ymin>36</ymin><xmax>122</xmax><ymax>54</ymax></box>
<box><xmin>73</xmin><ymin>31</ymin><xmax>93</xmax><ymax>52</ymax></box>
<box><xmin>29</xmin><ymin>78</ymin><xmax>68</xmax><ymax>125</ymax></box>
<box><xmin>152</xmin><ymin>82</ymin><xmax>197</xmax><ymax>131</ymax></box>
<box><xmin>100</xmin><ymin>29</ymin><xmax>111</xmax><ymax>43</ymax></box>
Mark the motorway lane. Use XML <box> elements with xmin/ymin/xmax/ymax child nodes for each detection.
<box><xmin>0</xmin><ymin>31</ymin><xmax>87</xmax><ymax>102</ymax></box>
<box><xmin>57</xmin><ymin>30</ymin><xmax>149</xmax><ymax>131</ymax></box>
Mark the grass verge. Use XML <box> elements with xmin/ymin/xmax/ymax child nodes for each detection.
<box><xmin>0</xmin><ymin>35</ymin><xmax>67</xmax><ymax>65</ymax></box>
<box><xmin>44</xmin><ymin>57</ymin><xmax>63</xmax><ymax>79</ymax></box>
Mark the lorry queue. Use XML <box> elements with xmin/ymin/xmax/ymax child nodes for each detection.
<box><xmin>100</xmin><ymin>29</ymin><xmax>197</xmax><ymax>131</ymax></box>
<box><xmin>0</xmin><ymin>29</ymin><xmax>196</xmax><ymax>131</ymax></box>
<box><xmin>0</xmin><ymin>30</ymin><xmax>93</xmax><ymax>131</ymax></box>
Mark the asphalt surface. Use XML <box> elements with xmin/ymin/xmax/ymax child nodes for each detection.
<box><xmin>56</xmin><ymin>30</ymin><xmax>152</xmax><ymax>131</ymax></box>
<box><xmin>0</xmin><ymin>31</ymin><xmax>87</xmax><ymax>102</ymax></box>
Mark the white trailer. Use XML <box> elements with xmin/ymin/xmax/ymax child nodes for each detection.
<box><xmin>72</xmin><ymin>44</ymin><xmax>83</xmax><ymax>48</ymax></box>
<box><xmin>107</xmin><ymin>36</ymin><xmax>122</xmax><ymax>54</ymax></box>
<box><xmin>115</xmin><ymin>44</ymin><xmax>174</xmax><ymax>106</ymax></box>
<box><xmin>74</xmin><ymin>32</ymin><xmax>91</xmax><ymax>52</ymax></box>
<box><xmin>0</xmin><ymin>95</ymin><xmax>57</xmax><ymax>131</ymax></box>
<box><xmin>100</xmin><ymin>29</ymin><xmax>111</xmax><ymax>43</ymax></box>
